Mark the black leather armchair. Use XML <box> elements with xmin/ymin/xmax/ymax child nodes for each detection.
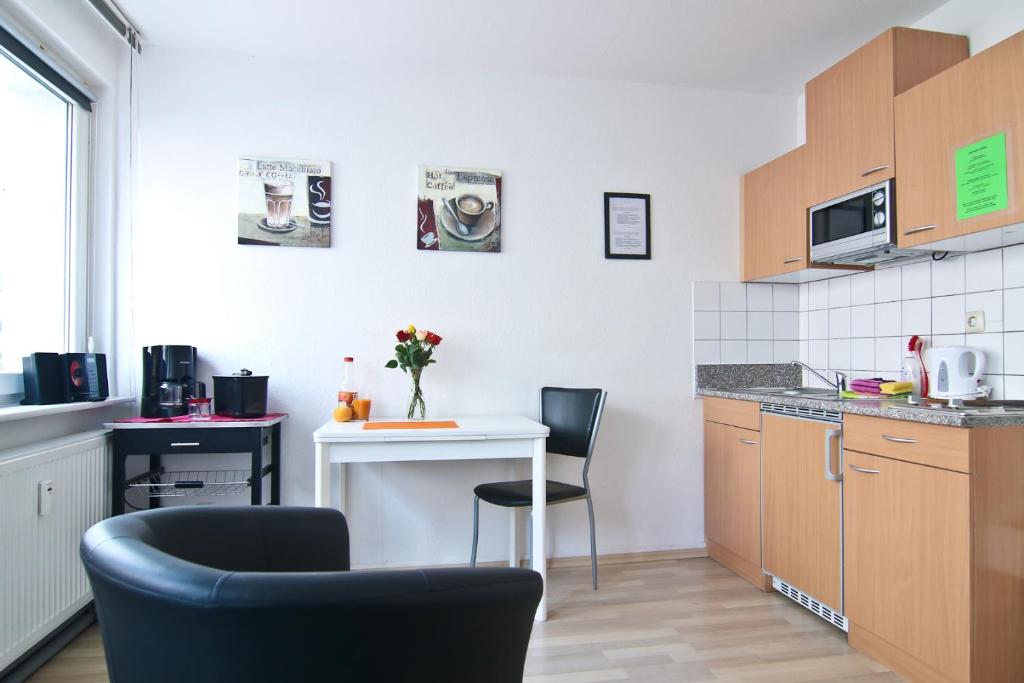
<box><xmin>80</xmin><ymin>506</ymin><xmax>542</xmax><ymax>683</ymax></box>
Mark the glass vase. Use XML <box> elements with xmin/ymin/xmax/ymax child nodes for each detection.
<box><xmin>407</xmin><ymin>367</ymin><xmax>426</xmax><ymax>420</ymax></box>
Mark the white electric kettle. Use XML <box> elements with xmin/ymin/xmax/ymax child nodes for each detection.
<box><xmin>926</xmin><ymin>346</ymin><xmax>987</xmax><ymax>400</ymax></box>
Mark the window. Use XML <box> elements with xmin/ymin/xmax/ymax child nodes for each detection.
<box><xmin>0</xmin><ymin>25</ymin><xmax>92</xmax><ymax>403</ymax></box>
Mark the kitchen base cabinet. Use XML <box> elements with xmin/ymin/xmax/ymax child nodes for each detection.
<box><xmin>762</xmin><ymin>413</ymin><xmax>843</xmax><ymax>612</ymax></box>
<box><xmin>844</xmin><ymin>425</ymin><xmax>1024</xmax><ymax>683</ymax></box>
<box><xmin>703</xmin><ymin>398</ymin><xmax>769</xmax><ymax>591</ymax></box>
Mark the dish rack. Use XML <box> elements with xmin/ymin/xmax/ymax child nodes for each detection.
<box><xmin>128</xmin><ymin>469</ymin><xmax>252</xmax><ymax>498</ymax></box>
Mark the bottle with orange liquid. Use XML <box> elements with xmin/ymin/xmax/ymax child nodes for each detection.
<box><xmin>338</xmin><ymin>357</ymin><xmax>358</xmax><ymax>407</ymax></box>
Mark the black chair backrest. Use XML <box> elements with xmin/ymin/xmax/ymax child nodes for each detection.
<box><xmin>80</xmin><ymin>506</ymin><xmax>541</xmax><ymax>683</ymax></box>
<box><xmin>541</xmin><ymin>387</ymin><xmax>605</xmax><ymax>458</ymax></box>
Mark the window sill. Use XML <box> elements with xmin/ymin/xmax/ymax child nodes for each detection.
<box><xmin>0</xmin><ymin>396</ymin><xmax>134</xmax><ymax>424</ymax></box>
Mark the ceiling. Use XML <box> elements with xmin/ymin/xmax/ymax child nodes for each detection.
<box><xmin>115</xmin><ymin>0</ymin><xmax>951</xmax><ymax>94</ymax></box>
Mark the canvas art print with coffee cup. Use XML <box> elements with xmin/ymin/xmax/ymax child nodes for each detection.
<box><xmin>238</xmin><ymin>157</ymin><xmax>331</xmax><ymax>247</ymax></box>
<box><xmin>417</xmin><ymin>165</ymin><xmax>501</xmax><ymax>252</ymax></box>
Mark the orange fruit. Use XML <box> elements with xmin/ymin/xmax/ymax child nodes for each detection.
<box><xmin>333</xmin><ymin>405</ymin><xmax>353</xmax><ymax>422</ymax></box>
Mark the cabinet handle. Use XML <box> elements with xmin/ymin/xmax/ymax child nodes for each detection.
<box><xmin>861</xmin><ymin>164</ymin><xmax>890</xmax><ymax>177</ymax></box>
<box><xmin>170</xmin><ymin>442</ymin><xmax>201</xmax><ymax>447</ymax></box>
<box><xmin>738</xmin><ymin>439</ymin><xmax>759</xmax><ymax>446</ymax></box>
<box><xmin>903</xmin><ymin>224</ymin><xmax>937</xmax><ymax>236</ymax></box>
<box><xmin>782</xmin><ymin>256</ymin><xmax>804</xmax><ymax>264</ymax></box>
<box><xmin>824</xmin><ymin>429</ymin><xmax>842</xmax><ymax>481</ymax></box>
<box><xmin>849</xmin><ymin>464</ymin><xmax>880</xmax><ymax>474</ymax></box>
<box><xmin>881</xmin><ymin>434</ymin><xmax>916</xmax><ymax>444</ymax></box>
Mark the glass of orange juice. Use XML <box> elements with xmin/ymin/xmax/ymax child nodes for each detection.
<box><xmin>352</xmin><ymin>396</ymin><xmax>372</xmax><ymax>421</ymax></box>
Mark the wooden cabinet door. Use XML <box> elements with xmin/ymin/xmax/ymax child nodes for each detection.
<box><xmin>897</xmin><ymin>30</ymin><xmax>1024</xmax><ymax>247</ymax></box>
<box><xmin>704</xmin><ymin>421</ymin><xmax>763</xmax><ymax>587</ymax></box>
<box><xmin>844</xmin><ymin>452</ymin><xmax>970</xmax><ymax>683</ymax></box>
<box><xmin>762</xmin><ymin>414</ymin><xmax>842</xmax><ymax>610</ymax></box>
<box><xmin>807</xmin><ymin>30</ymin><xmax>896</xmax><ymax>207</ymax></box>
<box><xmin>741</xmin><ymin>146</ymin><xmax>808</xmax><ymax>281</ymax></box>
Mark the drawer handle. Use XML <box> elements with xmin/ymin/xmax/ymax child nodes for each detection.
<box><xmin>903</xmin><ymin>224</ymin><xmax>937</xmax><ymax>236</ymax></box>
<box><xmin>881</xmin><ymin>434</ymin><xmax>916</xmax><ymax>444</ymax></box>
<box><xmin>861</xmin><ymin>164</ymin><xmax>890</xmax><ymax>177</ymax></box>
<box><xmin>738</xmin><ymin>439</ymin><xmax>759</xmax><ymax>446</ymax></box>
<box><xmin>782</xmin><ymin>256</ymin><xmax>804</xmax><ymax>264</ymax></box>
<box><xmin>170</xmin><ymin>442</ymin><xmax>201</xmax><ymax>447</ymax></box>
<box><xmin>849</xmin><ymin>464</ymin><xmax>880</xmax><ymax>474</ymax></box>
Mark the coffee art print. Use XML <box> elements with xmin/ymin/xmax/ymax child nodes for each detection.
<box><xmin>417</xmin><ymin>165</ymin><xmax>501</xmax><ymax>252</ymax></box>
<box><xmin>238</xmin><ymin>157</ymin><xmax>331</xmax><ymax>247</ymax></box>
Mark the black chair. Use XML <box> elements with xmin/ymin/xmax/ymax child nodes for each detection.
<box><xmin>80</xmin><ymin>506</ymin><xmax>542</xmax><ymax>683</ymax></box>
<box><xmin>470</xmin><ymin>387</ymin><xmax>607</xmax><ymax>589</ymax></box>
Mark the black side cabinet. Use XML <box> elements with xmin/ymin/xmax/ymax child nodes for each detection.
<box><xmin>108</xmin><ymin>418</ymin><xmax>283</xmax><ymax>516</ymax></box>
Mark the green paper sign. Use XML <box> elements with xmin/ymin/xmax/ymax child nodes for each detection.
<box><xmin>956</xmin><ymin>132</ymin><xmax>1008</xmax><ymax>220</ymax></box>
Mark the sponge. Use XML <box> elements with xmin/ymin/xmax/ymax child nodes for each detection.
<box><xmin>879</xmin><ymin>381</ymin><xmax>913</xmax><ymax>395</ymax></box>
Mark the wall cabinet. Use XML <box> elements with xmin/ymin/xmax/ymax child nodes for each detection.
<box><xmin>806</xmin><ymin>27</ymin><xmax>968</xmax><ymax>208</ymax></box>
<box><xmin>702</xmin><ymin>397</ymin><xmax>768</xmax><ymax>590</ymax></box>
<box><xmin>741</xmin><ymin>146</ymin><xmax>808</xmax><ymax>281</ymax></box>
<box><xmin>844</xmin><ymin>418</ymin><xmax>1024</xmax><ymax>683</ymax></box>
<box><xmin>896</xmin><ymin>30</ymin><xmax>1024</xmax><ymax>247</ymax></box>
<box><xmin>761</xmin><ymin>413</ymin><xmax>842</xmax><ymax>612</ymax></box>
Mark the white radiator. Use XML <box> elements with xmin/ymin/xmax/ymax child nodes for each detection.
<box><xmin>0</xmin><ymin>430</ymin><xmax>109</xmax><ymax>673</ymax></box>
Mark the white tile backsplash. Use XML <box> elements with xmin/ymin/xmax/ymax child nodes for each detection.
<box><xmin>693</xmin><ymin>311</ymin><xmax>720</xmax><ymax>340</ymax></box>
<box><xmin>930</xmin><ymin>296</ymin><xmax>964</xmax><ymax>335</ymax></box>
<box><xmin>903</xmin><ymin>298</ymin><xmax>932</xmax><ymax>336</ymax></box>
<box><xmin>966</xmin><ymin>249</ymin><xmax>1003</xmax><ymax>292</ymax></box>
<box><xmin>965</xmin><ymin>290</ymin><xmax>1003</xmax><ymax>332</ymax></box>
<box><xmin>722</xmin><ymin>311</ymin><xmax>747</xmax><ymax>339</ymax></box>
<box><xmin>720</xmin><ymin>282</ymin><xmax>746</xmax><ymax>311</ymax></box>
<box><xmin>748</xmin><ymin>340</ymin><xmax>774</xmax><ymax>363</ymax></box>
<box><xmin>747</xmin><ymin>311</ymin><xmax>773</xmax><ymax>340</ymax></box>
<box><xmin>772</xmin><ymin>284</ymin><xmax>799</xmax><ymax>311</ymax></box>
<box><xmin>902</xmin><ymin>261</ymin><xmax>932</xmax><ymax>300</ymax></box>
<box><xmin>850</xmin><ymin>271</ymin><xmax>874</xmax><ymax>306</ymax></box>
<box><xmin>693</xmin><ymin>282</ymin><xmax>719</xmax><ymax>311</ymax></box>
<box><xmin>693</xmin><ymin>246</ymin><xmax>1024</xmax><ymax>397</ymax></box>
<box><xmin>1005</xmin><ymin>244</ymin><xmax>1024</xmax><ymax>288</ymax></box>
<box><xmin>874</xmin><ymin>266</ymin><xmax>902</xmax><ymax>303</ymax></box>
<box><xmin>747</xmin><ymin>284</ymin><xmax>773</xmax><ymax>311</ymax></box>
<box><xmin>829</xmin><ymin>307</ymin><xmax>852</xmax><ymax>338</ymax></box>
<box><xmin>828</xmin><ymin>277</ymin><xmax>852</xmax><ymax>308</ymax></box>
<box><xmin>931</xmin><ymin>255</ymin><xmax>966</xmax><ymax>296</ymax></box>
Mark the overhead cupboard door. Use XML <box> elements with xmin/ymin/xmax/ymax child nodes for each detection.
<box><xmin>896</xmin><ymin>30</ymin><xmax>1024</xmax><ymax>247</ymax></box>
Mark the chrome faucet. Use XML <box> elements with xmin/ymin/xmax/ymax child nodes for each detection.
<box><xmin>791</xmin><ymin>361</ymin><xmax>847</xmax><ymax>398</ymax></box>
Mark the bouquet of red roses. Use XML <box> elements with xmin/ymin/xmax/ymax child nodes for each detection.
<box><xmin>385</xmin><ymin>325</ymin><xmax>442</xmax><ymax>419</ymax></box>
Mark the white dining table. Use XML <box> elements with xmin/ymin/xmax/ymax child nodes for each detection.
<box><xmin>312</xmin><ymin>415</ymin><xmax>551</xmax><ymax>621</ymax></box>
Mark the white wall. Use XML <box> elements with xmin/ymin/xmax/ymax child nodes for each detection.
<box><xmin>913</xmin><ymin>0</ymin><xmax>1024</xmax><ymax>53</ymax></box>
<box><xmin>131</xmin><ymin>45</ymin><xmax>796</xmax><ymax>566</ymax></box>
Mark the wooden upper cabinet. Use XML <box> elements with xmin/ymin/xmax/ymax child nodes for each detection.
<box><xmin>806</xmin><ymin>28</ymin><xmax>968</xmax><ymax>208</ymax></box>
<box><xmin>897</xmin><ymin>30</ymin><xmax>1024</xmax><ymax>247</ymax></box>
<box><xmin>741</xmin><ymin>146</ymin><xmax>808</xmax><ymax>281</ymax></box>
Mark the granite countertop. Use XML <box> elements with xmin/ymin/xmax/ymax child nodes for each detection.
<box><xmin>697</xmin><ymin>387</ymin><xmax>1024</xmax><ymax>428</ymax></box>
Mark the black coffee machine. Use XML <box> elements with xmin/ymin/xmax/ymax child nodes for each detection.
<box><xmin>141</xmin><ymin>345</ymin><xmax>206</xmax><ymax>417</ymax></box>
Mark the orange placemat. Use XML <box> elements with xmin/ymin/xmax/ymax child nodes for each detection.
<box><xmin>362</xmin><ymin>420</ymin><xmax>459</xmax><ymax>430</ymax></box>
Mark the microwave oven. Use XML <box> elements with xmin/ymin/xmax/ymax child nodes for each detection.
<box><xmin>809</xmin><ymin>180</ymin><xmax>931</xmax><ymax>265</ymax></box>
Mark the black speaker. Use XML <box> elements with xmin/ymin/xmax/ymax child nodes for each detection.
<box><xmin>61</xmin><ymin>353</ymin><xmax>109</xmax><ymax>402</ymax></box>
<box><xmin>21</xmin><ymin>352</ymin><xmax>65</xmax><ymax>405</ymax></box>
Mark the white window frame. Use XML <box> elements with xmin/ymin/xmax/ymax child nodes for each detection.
<box><xmin>0</xmin><ymin>45</ymin><xmax>92</xmax><ymax>405</ymax></box>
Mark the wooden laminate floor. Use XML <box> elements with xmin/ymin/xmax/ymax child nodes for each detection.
<box><xmin>28</xmin><ymin>558</ymin><xmax>901</xmax><ymax>682</ymax></box>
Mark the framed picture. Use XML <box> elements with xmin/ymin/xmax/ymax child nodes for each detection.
<box><xmin>604</xmin><ymin>192</ymin><xmax>650</xmax><ymax>260</ymax></box>
<box><xmin>238</xmin><ymin>157</ymin><xmax>331</xmax><ymax>247</ymax></box>
<box><xmin>417</xmin><ymin>165</ymin><xmax>501</xmax><ymax>253</ymax></box>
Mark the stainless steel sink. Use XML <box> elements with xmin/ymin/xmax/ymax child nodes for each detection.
<box><xmin>761</xmin><ymin>387</ymin><xmax>841</xmax><ymax>400</ymax></box>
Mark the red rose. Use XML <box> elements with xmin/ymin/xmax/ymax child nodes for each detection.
<box><xmin>425</xmin><ymin>332</ymin><xmax>442</xmax><ymax>346</ymax></box>
<box><xmin>396</xmin><ymin>330</ymin><xmax>411</xmax><ymax>342</ymax></box>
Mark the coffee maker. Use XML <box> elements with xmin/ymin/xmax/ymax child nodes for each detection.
<box><xmin>141</xmin><ymin>345</ymin><xmax>206</xmax><ymax>417</ymax></box>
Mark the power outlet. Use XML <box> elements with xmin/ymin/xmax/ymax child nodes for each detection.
<box><xmin>966</xmin><ymin>310</ymin><xmax>986</xmax><ymax>334</ymax></box>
